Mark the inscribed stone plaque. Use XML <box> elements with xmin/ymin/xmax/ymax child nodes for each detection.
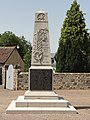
<box><xmin>30</xmin><ymin>69</ymin><xmax>52</xmax><ymax>90</ymax></box>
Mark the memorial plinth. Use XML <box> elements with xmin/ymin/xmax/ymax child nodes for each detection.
<box><xmin>6</xmin><ymin>11</ymin><xmax>77</xmax><ymax>114</ymax></box>
<box><xmin>30</xmin><ymin>66</ymin><xmax>52</xmax><ymax>90</ymax></box>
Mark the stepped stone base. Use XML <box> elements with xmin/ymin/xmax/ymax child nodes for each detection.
<box><xmin>6</xmin><ymin>91</ymin><xmax>78</xmax><ymax>114</ymax></box>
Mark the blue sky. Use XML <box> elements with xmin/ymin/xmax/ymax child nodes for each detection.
<box><xmin>0</xmin><ymin>0</ymin><xmax>90</xmax><ymax>53</ymax></box>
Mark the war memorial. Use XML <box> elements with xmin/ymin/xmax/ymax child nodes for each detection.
<box><xmin>6</xmin><ymin>11</ymin><xmax>77</xmax><ymax>114</ymax></box>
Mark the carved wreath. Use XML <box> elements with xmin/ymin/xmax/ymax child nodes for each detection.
<box><xmin>37</xmin><ymin>13</ymin><xmax>45</xmax><ymax>20</ymax></box>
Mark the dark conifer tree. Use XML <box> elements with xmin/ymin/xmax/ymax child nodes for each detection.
<box><xmin>56</xmin><ymin>0</ymin><xmax>90</xmax><ymax>72</ymax></box>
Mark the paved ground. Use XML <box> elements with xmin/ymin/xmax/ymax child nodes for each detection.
<box><xmin>0</xmin><ymin>86</ymin><xmax>90</xmax><ymax>120</ymax></box>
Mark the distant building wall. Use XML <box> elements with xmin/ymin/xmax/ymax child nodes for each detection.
<box><xmin>5</xmin><ymin>49</ymin><xmax>24</xmax><ymax>71</ymax></box>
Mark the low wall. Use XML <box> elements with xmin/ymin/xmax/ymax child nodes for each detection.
<box><xmin>53</xmin><ymin>73</ymin><xmax>90</xmax><ymax>90</ymax></box>
<box><xmin>17</xmin><ymin>72</ymin><xmax>90</xmax><ymax>90</ymax></box>
<box><xmin>18</xmin><ymin>72</ymin><xmax>28</xmax><ymax>90</ymax></box>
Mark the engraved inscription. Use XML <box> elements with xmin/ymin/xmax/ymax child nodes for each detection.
<box><xmin>37</xmin><ymin>13</ymin><xmax>45</xmax><ymax>20</ymax></box>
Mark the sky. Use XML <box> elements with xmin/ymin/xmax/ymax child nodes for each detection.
<box><xmin>0</xmin><ymin>0</ymin><xmax>90</xmax><ymax>53</ymax></box>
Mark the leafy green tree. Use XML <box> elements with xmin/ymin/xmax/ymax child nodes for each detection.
<box><xmin>56</xmin><ymin>0</ymin><xmax>90</xmax><ymax>72</ymax></box>
<box><xmin>0</xmin><ymin>31</ymin><xmax>32</xmax><ymax>71</ymax></box>
<box><xmin>0</xmin><ymin>31</ymin><xmax>19</xmax><ymax>46</ymax></box>
<box><xmin>0</xmin><ymin>31</ymin><xmax>31</xmax><ymax>59</ymax></box>
<box><xmin>23</xmin><ymin>51</ymin><xmax>31</xmax><ymax>71</ymax></box>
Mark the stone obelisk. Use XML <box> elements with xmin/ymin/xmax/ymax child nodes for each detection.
<box><xmin>29</xmin><ymin>11</ymin><xmax>52</xmax><ymax>90</ymax></box>
<box><xmin>6</xmin><ymin>11</ymin><xmax>77</xmax><ymax>114</ymax></box>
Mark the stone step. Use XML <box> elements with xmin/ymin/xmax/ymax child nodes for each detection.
<box><xmin>24</xmin><ymin>91</ymin><xmax>60</xmax><ymax>100</ymax></box>
<box><xmin>16</xmin><ymin>96</ymin><xmax>68</xmax><ymax>107</ymax></box>
<box><xmin>6</xmin><ymin>91</ymin><xmax>78</xmax><ymax>114</ymax></box>
<box><xmin>6</xmin><ymin>101</ymin><xmax>78</xmax><ymax>114</ymax></box>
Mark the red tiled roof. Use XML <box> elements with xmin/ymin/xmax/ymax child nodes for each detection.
<box><xmin>0</xmin><ymin>46</ymin><xmax>16</xmax><ymax>64</ymax></box>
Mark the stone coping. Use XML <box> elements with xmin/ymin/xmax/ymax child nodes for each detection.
<box><xmin>30</xmin><ymin>66</ymin><xmax>53</xmax><ymax>69</ymax></box>
<box><xmin>55</xmin><ymin>72</ymin><xmax>90</xmax><ymax>75</ymax></box>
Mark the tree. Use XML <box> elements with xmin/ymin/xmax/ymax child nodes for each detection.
<box><xmin>0</xmin><ymin>31</ymin><xmax>31</xmax><ymax>58</ymax></box>
<box><xmin>56</xmin><ymin>0</ymin><xmax>90</xmax><ymax>72</ymax></box>
<box><xmin>0</xmin><ymin>31</ymin><xmax>32</xmax><ymax>71</ymax></box>
<box><xmin>23</xmin><ymin>51</ymin><xmax>31</xmax><ymax>71</ymax></box>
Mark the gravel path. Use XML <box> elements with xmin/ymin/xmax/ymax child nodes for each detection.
<box><xmin>0</xmin><ymin>86</ymin><xmax>90</xmax><ymax>120</ymax></box>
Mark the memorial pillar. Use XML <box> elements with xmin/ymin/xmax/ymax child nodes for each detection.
<box><xmin>29</xmin><ymin>11</ymin><xmax>53</xmax><ymax>90</ymax></box>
